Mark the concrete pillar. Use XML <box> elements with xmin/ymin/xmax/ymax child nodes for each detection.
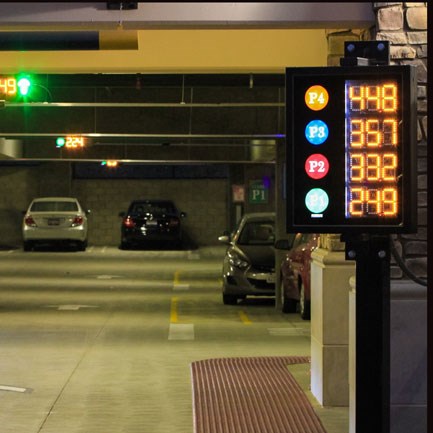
<box><xmin>348</xmin><ymin>278</ymin><xmax>427</xmax><ymax>433</ymax></box>
<box><xmin>310</xmin><ymin>246</ymin><xmax>355</xmax><ymax>406</ymax></box>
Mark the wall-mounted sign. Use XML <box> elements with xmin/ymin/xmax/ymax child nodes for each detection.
<box><xmin>56</xmin><ymin>136</ymin><xmax>86</xmax><ymax>148</ymax></box>
<box><xmin>0</xmin><ymin>75</ymin><xmax>32</xmax><ymax>99</ymax></box>
<box><xmin>249</xmin><ymin>180</ymin><xmax>268</xmax><ymax>204</ymax></box>
<box><xmin>285</xmin><ymin>65</ymin><xmax>417</xmax><ymax>233</ymax></box>
<box><xmin>232</xmin><ymin>185</ymin><xmax>245</xmax><ymax>203</ymax></box>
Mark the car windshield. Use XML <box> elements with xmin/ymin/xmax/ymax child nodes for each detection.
<box><xmin>30</xmin><ymin>201</ymin><xmax>79</xmax><ymax>212</ymax></box>
<box><xmin>131</xmin><ymin>202</ymin><xmax>176</xmax><ymax>215</ymax></box>
<box><xmin>238</xmin><ymin>221</ymin><xmax>275</xmax><ymax>245</ymax></box>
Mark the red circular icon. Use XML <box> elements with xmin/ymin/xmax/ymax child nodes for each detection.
<box><xmin>305</xmin><ymin>154</ymin><xmax>330</xmax><ymax>179</ymax></box>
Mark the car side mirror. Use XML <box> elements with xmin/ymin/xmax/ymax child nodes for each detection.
<box><xmin>218</xmin><ymin>235</ymin><xmax>230</xmax><ymax>244</ymax></box>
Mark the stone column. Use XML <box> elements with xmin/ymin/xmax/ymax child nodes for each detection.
<box><xmin>310</xmin><ymin>236</ymin><xmax>355</xmax><ymax>406</ymax></box>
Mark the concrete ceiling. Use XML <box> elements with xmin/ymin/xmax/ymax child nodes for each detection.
<box><xmin>0</xmin><ymin>2</ymin><xmax>375</xmax><ymax>30</ymax></box>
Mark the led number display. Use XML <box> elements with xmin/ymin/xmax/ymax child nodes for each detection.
<box><xmin>285</xmin><ymin>65</ymin><xmax>417</xmax><ymax>233</ymax></box>
<box><xmin>345</xmin><ymin>80</ymin><xmax>399</xmax><ymax>219</ymax></box>
<box><xmin>65</xmin><ymin>136</ymin><xmax>85</xmax><ymax>149</ymax></box>
<box><xmin>56</xmin><ymin>136</ymin><xmax>86</xmax><ymax>149</ymax></box>
<box><xmin>0</xmin><ymin>77</ymin><xmax>17</xmax><ymax>97</ymax></box>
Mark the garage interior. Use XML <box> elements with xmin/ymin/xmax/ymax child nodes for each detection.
<box><xmin>1</xmin><ymin>72</ymin><xmax>283</xmax><ymax>247</ymax></box>
<box><xmin>0</xmin><ymin>3</ymin><xmax>428</xmax><ymax>433</ymax></box>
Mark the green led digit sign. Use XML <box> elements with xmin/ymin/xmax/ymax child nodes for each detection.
<box><xmin>285</xmin><ymin>65</ymin><xmax>417</xmax><ymax>233</ymax></box>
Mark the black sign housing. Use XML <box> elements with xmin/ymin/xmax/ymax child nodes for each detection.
<box><xmin>285</xmin><ymin>65</ymin><xmax>417</xmax><ymax>233</ymax></box>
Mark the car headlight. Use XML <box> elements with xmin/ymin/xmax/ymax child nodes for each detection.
<box><xmin>228</xmin><ymin>252</ymin><xmax>249</xmax><ymax>269</ymax></box>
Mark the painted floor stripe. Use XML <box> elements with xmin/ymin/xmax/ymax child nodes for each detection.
<box><xmin>187</xmin><ymin>252</ymin><xmax>200</xmax><ymax>260</ymax></box>
<box><xmin>173</xmin><ymin>270</ymin><xmax>181</xmax><ymax>284</ymax></box>
<box><xmin>239</xmin><ymin>310</ymin><xmax>252</xmax><ymax>325</ymax></box>
<box><xmin>168</xmin><ymin>323</ymin><xmax>195</xmax><ymax>340</ymax></box>
<box><xmin>173</xmin><ymin>283</ymin><xmax>190</xmax><ymax>291</ymax></box>
<box><xmin>96</xmin><ymin>275</ymin><xmax>123</xmax><ymax>279</ymax></box>
<box><xmin>170</xmin><ymin>297</ymin><xmax>179</xmax><ymax>323</ymax></box>
<box><xmin>0</xmin><ymin>385</ymin><xmax>28</xmax><ymax>393</ymax></box>
<box><xmin>46</xmin><ymin>305</ymin><xmax>99</xmax><ymax>311</ymax></box>
<box><xmin>267</xmin><ymin>327</ymin><xmax>310</xmax><ymax>336</ymax></box>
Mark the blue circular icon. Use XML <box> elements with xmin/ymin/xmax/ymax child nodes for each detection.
<box><xmin>305</xmin><ymin>188</ymin><xmax>329</xmax><ymax>214</ymax></box>
<box><xmin>305</xmin><ymin>120</ymin><xmax>329</xmax><ymax>145</ymax></box>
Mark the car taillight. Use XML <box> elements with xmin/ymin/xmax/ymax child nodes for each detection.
<box><xmin>123</xmin><ymin>217</ymin><xmax>136</xmax><ymax>228</ymax></box>
<box><xmin>72</xmin><ymin>216</ymin><xmax>84</xmax><ymax>227</ymax></box>
<box><xmin>24</xmin><ymin>216</ymin><xmax>37</xmax><ymax>227</ymax></box>
<box><xmin>169</xmin><ymin>218</ymin><xmax>179</xmax><ymax>227</ymax></box>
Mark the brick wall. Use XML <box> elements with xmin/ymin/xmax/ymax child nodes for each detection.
<box><xmin>375</xmin><ymin>2</ymin><xmax>428</xmax><ymax>280</ymax></box>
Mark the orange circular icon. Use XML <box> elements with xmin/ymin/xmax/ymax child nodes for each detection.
<box><xmin>305</xmin><ymin>85</ymin><xmax>329</xmax><ymax>111</ymax></box>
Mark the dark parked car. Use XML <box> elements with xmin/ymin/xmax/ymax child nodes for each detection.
<box><xmin>276</xmin><ymin>233</ymin><xmax>320</xmax><ymax>320</ymax></box>
<box><xmin>119</xmin><ymin>200</ymin><xmax>186</xmax><ymax>249</ymax></box>
<box><xmin>218</xmin><ymin>212</ymin><xmax>276</xmax><ymax>305</ymax></box>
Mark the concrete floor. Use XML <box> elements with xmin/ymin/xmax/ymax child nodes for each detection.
<box><xmin>0</xmin><ymin>246</ymin><xmax>348</xmax><ymax>433</ymax></box>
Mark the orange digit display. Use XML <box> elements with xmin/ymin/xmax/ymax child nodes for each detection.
<box><xmin>0</xmin><ymin>77</ymin><xmax>17</xmax><ymax>96</ymax></box>
<box><xmin>65</xmin><ymin>136</ymin><xmax>85</xmax><ymax>148</ymax></box>
<box><xmin>346</xmin><ymin>80</ymin><xmax>400</xmax><ymax>218</ymax></box>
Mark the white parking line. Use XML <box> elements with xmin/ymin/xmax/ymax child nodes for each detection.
<box><xmin>267</xmin><ymin>327</ymin><xmax>310</xmax><ymax>337</ymax></box>
<box><xmin>173</xmin><ymin>283</ymin><xmax>190</xmax><ymax>291</ymax></box>
<box><xmin>45</xmin><ymin>305</ymin><xmax>99</xmax><ymax>311</ymax></box>
<box><xmin>0</xmin><ymin>385</ymin><xmax>28</xmax><ymax>393</ymax></box>
<box><xmin>168</xmin><ymin>324</ymin><xmax>195</xmax><ymax>340</ymax></box>
<box><xmin>96</xmin><ymin>275</ymin><xmax>124</xmax><ymax>280</ymax></box>
<box><xmin>187</xmin><ymin>251</ymin><xmax>200</xmax><ymax>260</ymax></box>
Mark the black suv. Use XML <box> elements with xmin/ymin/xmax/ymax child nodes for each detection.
<box><xmin>119</xmin><ymin>200</ymin><xmax>186</xmax><ymax>249</ymax></box>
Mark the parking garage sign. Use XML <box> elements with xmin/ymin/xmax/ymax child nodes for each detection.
<box><xmin>249</xmin><ymin>180</ymin><xmax>268</xmax><ymax>204</ymax></box>
<box><xmin>285</xmin><ymin>65</ymin><xmax>417</xmax><ymax>233</ymax></box>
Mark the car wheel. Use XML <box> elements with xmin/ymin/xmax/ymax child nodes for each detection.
<box><xmin>23</xmin><ymin>241</ymin><xmax>33</xmax><ymax>252</ymax></box>
<box><xmin>223</xmin><ymin>294</ymin><xmax>238</xmax><ymax>305</ymax></box>
<box><xmin>281</xmin><ymin>280</ymin><xmax>297</xmax><ymax>313</ymax></box>
<box><xmin>299</xmin><ymin>282</ymin><xmax>311</xmax><ymax>320</ymax></box>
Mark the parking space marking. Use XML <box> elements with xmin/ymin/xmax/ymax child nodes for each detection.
<box><xmin>173</xmin><ymin>271</ymin><xmax>181</xmax><ymax>284</ymax></box>
<box><xmin>173</xmin><ymin>270</ymin><xmax>190</xmax><ymax>290</ymax></box>
<box><xmin>187</xmin><ymin>251</ymin><xmax>200</xmax><ymax>260</ymax></box>
<box><xmin>46</xmin><ymin>305</ymin><xmax>99</xmax><ymax>311</ymax></box>
<box><xmin>239</xmin><ymin>310</ymin><xmax>252</xmax><ymax>325</ymax></box>
<box><xmin>96</xmin><ymin>274</ymin><xmax>124</xmax><ymax>280</ymax></box>
<box><xmin>170</xmin><ymin>297</ymin><xmax>179</xmax><ymax>323</ymax></box>
<box><xmin>168</xmin><ymin>323</ymin><xmax>194</xmax><ymax>340</ymax></box>
<box><xmin>0</xmin><ymin>385</ymin><xmax>31</xmax><ymax>393</ymax></box>
<box><xmin>267</xmin><ymin>327</ymin><xmax>310</xmax><ymax>337</ymax></box>
<box><xmin>168</xmin><ymin>297</ymin><xmax>194</xmax><ymax>339</ymax></box>
<box><xmin>173</xmin><ymin>283</ymin><xmax>190</xmax><ymax>290</ymax></box>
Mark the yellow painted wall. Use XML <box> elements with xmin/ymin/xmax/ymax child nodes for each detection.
<box><xmin>2</xmin><ymin>29</ymin><xmax>327</xmax><ymax>73</ymax></box>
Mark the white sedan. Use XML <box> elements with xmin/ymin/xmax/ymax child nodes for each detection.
<box><xmin>22</xmin><ymin>197</ymin><xmax>89</xmax><ymax>251</ymax></box>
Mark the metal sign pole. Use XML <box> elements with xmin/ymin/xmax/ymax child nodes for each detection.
<box><xmin>344</xmin><ymin>233</ymin><xmax>391</xmax><ymax>433</ymax></box>
<box><xmin>341</xmin><ymin>41</ymin><xmax>392</xmax><ymax>433</ymax></box>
